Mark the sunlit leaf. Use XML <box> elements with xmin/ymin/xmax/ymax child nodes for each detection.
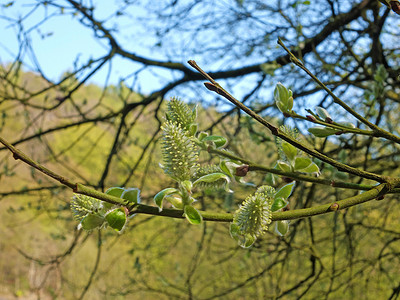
<box><xmin>105</xmin><ymin>208</ymin><xmax>126</xmax><ymax>231</ymax></box>
<box><xmin>294</xmin><ymin>157</ymin><xmax>312</xmax><ymax>170</ymax></box>
<box><xmin>271</xmin><ymin>197</ymin><xmax>288</xmax><ymax>212</ymax></box>
<box><xmin>193</xmin><ymin>173</ymin><xmax>230</xmax><ymax>186</ymax></box>
<box><xmin>202</xmin><ymin>135</ymin><xmax>227</xmax><ymax>148</ymax></box>
<box><xmin>274</xmin><ymin>182</ymin><xmax>295</xmax><ymax>200</ymax></box>
<box><xmin>316</xmin><ymin>107</ymin><xmax>331</xmax><ymax>121</ymax></box>
<box><xmin>220</xmin><ymin>160</ymin><xmax>233</xmax><ymax>177</ymax></box>
<box><xmin>184</xmin><ymin>205</ymin><xmax>203</xmax><ymax>225</ymax></box>
<box><xmin>105</xmin><ymin>187</ymin><xmax>124</xmax><ymax>198</ymax></box>
<box><xmin>121</xmin><ymin>188</ymin><xmax>140</xmax><ymax>204</ymax></box>
<box><xmin>277</xmin><ymin>161</ymin><xmax>292</xmax><ymax>172</ymax></box>
<box><xmin>81</xmin><ymin>214</ymin><xmax>104</xmax><ymax>231</ymax></box>
<box><xmin>301</xmin><ymin>162</ymin><xmax>320</xmax><ymax>174</ymax></box>
<box><xmin>281</xmin><ymin>142</ymin><xmax>297</xmax><ymax>161</ymax></box>
<box><xmin>272</xmin><ymin>220</ymin><xmax>289</xmax><ymax>236</ymax></box>
<box><xmin>239</xmin><ymin>234</ymin><xmax>256</xmax><ymax>248</ymax></box>
<box><xmin>165</xmin><ymin>195</ymin><xmax>184</xmax><ymax>209</ymax></box>
<box><xmin>308</xmin><ymin>127</ymin><xmax>338</xmax><ymax>137</ymax></box>
<box><xmin>154</xmin><ymin>188</ymin><xmax>179</xmax><ymax>211</ymax></box>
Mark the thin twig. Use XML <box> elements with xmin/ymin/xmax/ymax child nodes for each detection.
<box><xmin>187</xmin><ymin>60</ymin><xmax>397</xmax><ymax>185</ymax></box>
<box><xmin>277</xmin><ymin>38</ymin><xmax>400</xmax><ymax>145</ymax></box>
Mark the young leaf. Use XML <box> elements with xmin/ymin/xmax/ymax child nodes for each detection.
<box><xmin>274</xmin><ymin>83</ymin><xmax>293</xmax><ymax>113</ymax></box>
<box><xmin>272</xmin><ymin>220</ymin><xmax>289</xmax><ymax>236</ymax></box>
<box><xmin>274</xmin><ymin>182</ymin><xmax>295</xmax><ymax>200</ymax></box>
<box><xmin>202</xmin><ymin>135</ymin><xmax>227</xmax><ymax>148</ymax></box>
<box><xmin>229</xmin><ymin>224</ymin><xmax>256</xmax><ymax>248</ymax></box>
<box><xmin>220</xmin><ymin>160</ymin><xmax>233</xmax><ymax>177</ymax></box>
<box><xmin>193</xmin><ymin>173</ymin><xmax>230</xmax><ymax>187</ymax></box>
<box><xmin>165</xmin><ymin>195</ymin><xmax>184</xmax><ymax>209</ymax></box>
<box><xmin>154</xmin><ymin>188</ymin><xmax>179</xmax><ymax>211</ymax></box>
<box><xmin>105</xmin><ymin>187</ymin><xmax>125</xmax><ymax>198</ymax></box>
<box><xmin>294</xmin><ymin>157</ymin><xmax>312</xmax><ymax>170</ymax></box>
<box><xmin>81</xmin><ymin>214</ymin><xmax>104</xmax><ymax>231</ymax></box>
<box><xmin>121</xmin><ymin>188</ymin><xmax>141</xmax><ymax>204</ymax></box>
<box><xmin>229</xmin><ymin>223</ymin><xmax>241</xmax><ymax>239</ymax></box>
<box><xmin>281</xmin><ymin>141</ymin><xmax>297</xmax><ymax>161</ymax></box>
<box><xmin>238</xmin><ymin>234</ymin><xmax>256</xmax><ymax>248</ymax></box>
<box><xmin>197</xmin><ymin>131</ymin><xmax>208</xmax><ymax>141</ymax></box>
<box><xmin>271</xmin><ymin>197</ymin><xmax>288</xmax><ymax>212</ymax></box>
<box><xmin>105</xmin><ymin>208</ymin><xmax>127</xmax><ymax>231</ymax></box>
<box><xmin>300</xmin><ymin>162</ymin><xmax>320</xmax><ymax>174</ymax></box>
<box><xmin>277</xmin><ymin>161</ymin><xmax>292</xmax><ymax>172</ymax></box>
<box><xmin>189</xmin><ymin>123</ymin><xmax>198</xmax><ymax>136</ymax></box>
<box><xmin>184</xmin><ymin>205</ymin><xmax>203</xmax><ymax>225</ymax></box>
<box><xmin>308</xmin><ymin>127</ymin><xmax>338</xmax><ymax>137</ymax></box>
<box><xmin>180</xmin><ymin>180</ymin><xmax>193</xmax><ymax>193</ymax></box>
<box><xmin>315</xmin><ymin>107</ymin><xmax>331</xmax><ymax>121</ymax></box>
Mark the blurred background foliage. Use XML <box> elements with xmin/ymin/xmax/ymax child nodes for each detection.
<box><xmin>1</xmin><ymin>0</ymin><xmax>400</xmax><ymax>299</ymax></box>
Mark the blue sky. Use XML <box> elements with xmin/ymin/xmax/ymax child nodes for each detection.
<box><xmin>0</xmin><ymin>1</ymin><xmax>169</xmax><ymax>93</ymax></box>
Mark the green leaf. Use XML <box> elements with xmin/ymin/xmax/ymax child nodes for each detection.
<box><xmin>276</xmin><ymin>101</ymin><xmax>287</xmax><ymax>113</ymax></box>
<box><xmin>165</xmin><ymin>195</ymin><xmax>184</xmax><ymax>209</ymax></box>
<box><xmin>265</xmin><ymin>173</ymin><xmax>277</xmax><ymax>186</ymax></box>
<box><xmin>180</xmin><ymin>180</ymin><xmax>193</xmax><ymax>193</ymax></box>
<box><xmin>316</xmin><ymin>107</ymin><xmax>331</xmax><ymax>120</ymax></box>
<box><xmin>300</xmin><ymin>162</ymin><xmax>320</xmax><ymax>174</ymax></box>
<box><xmin>154</xmin><ymin>188</ymin><xmax>179</xmax><ymax>211</ymax></box>
<box><xmin>287</xmin><ymin>93</ymin><xmax>294</xmax><ymax>111</ymax></box>
<box><xmin>281</xmin><ymin>142</ymin><xmax>297</xmax><ymax>161</ymax></box>
<box><xmin>81</xmin><ymin>214</ymin><xmax>104</xmax><ymax>231</ymax></box>
<box><xmin>189</xmin><ymin>123</ymin><xmax>198</xmax><ymax>136</ymax></box>
<box><xmin>271</xmin><ymin>197</ymin><xmax>288</xmax><ymax>212</ymax></box>
<box><xmin>277</xmin><ymin>161</ymin><xmax>292</xmax><ymax>172</ymax></box>
<box><xmin>272</xmin><ymin>220</ymin><xmax>289</xmax><ymax>236</ymax></box>
<box><xmin>229</xmin><ymin>223</ymin><xmax>241</xmax><ymax>240</ymax></box>
<box><xmin>193</xmin><ymin>173</ymin><xmax>230</xmax><ymax>187</ymax></box>
<box><xmin>105</xmin><ymin>187</ymin><xmax>125</xmax><ymax>198</ymax></box>
<box><xmin>184</xmin><ymin>205</ymin><xmax>203</xmax><ymax>225</ymax></box>
<box><xmin>105</xmin><ymin>208</ymin><xmax>127</xmax><ymax>231</ymax></box>
<box><xmin>220</xmin><ymin>160</ymin><xmax>233</xmax><ymax>177</ymax></box>
<box><xmin>274</xmin><ymin>83</ymin><xmax>289</xmax><ymax>104</ymax></box>
<box><xmin>294</xmin><ymin>157</ymin><xmax>312</xmax><ymax>170</ymax></box>
<box><xmin>197</xmin><ymin>131</ymin><xmax>208</xmax><ymax>141</ymax></box>
<box><xmin>308</xmin><ymin>127</ymin><xmax>338</xmax><ymax>137</ymax></box>
<box><xmin>238</xmin><ymin>234</ymin><xmax>256</xmax><ymax>248</ymax></box>
<box><xmin>274</xmin><ymin>182</ymin><xmax>295</xmax><ymax>200</ymax></box>
<box><xmin>202</xmin><ymin>135</ymin><xmax>227</xmax><ymax>148</ymax></box>
<box><xmin>121</xmin><ymin>188</ymin><xmax>140</xmax><ymax>204</ymax></box>
<box><xmin>229</xmin><ymin>224</ymin><xmax>256</xmax><ymax>248</ymax></box>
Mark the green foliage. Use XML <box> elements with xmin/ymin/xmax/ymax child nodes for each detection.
<box><xmin>70</xmin><ymin>187</ymin><xmax>140</xmax><ymax>232</ymax></box>
<box><xmin>274</xmin><ymin>83</ymin><xmax>293</xmax><ymax>114</ymax></box>
<box><xmin>276</xmin><ymin>125</ymin><xmax>320</xmax><ymax>175</ymax></box>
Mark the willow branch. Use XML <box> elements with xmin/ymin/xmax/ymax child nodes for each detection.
<box><xmin>187</xmin><ymin>60</ymin><xmax>397</xmax><ymax>185</ymax></box>
<box><xmin>132</xmin><ymin>183</ymin><xmax>387</xmax><ymax>222</ymax></box>
<box><xmin>277</xmin><ymin>38</ymin><xmax>400</xmax><ymax>145</ymax></box>
<box><xmin>208</xmin><ymin>148</ymin><xmax>376</xmax><ymax>191</ymax></box>
<box><xmin>0</xmin><ymin>134</ymin><xmax>389</xmax><ymax>222</ymax></box>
